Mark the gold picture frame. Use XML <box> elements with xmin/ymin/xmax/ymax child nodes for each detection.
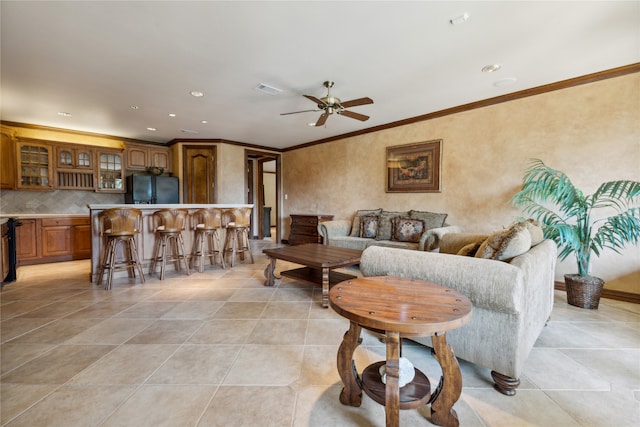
<box><xmin>386</xmin><ymin>139</ymin><xmax>442</xmax><ymax>193</ymax></box>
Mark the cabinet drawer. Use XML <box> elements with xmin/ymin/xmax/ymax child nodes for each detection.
<box><xmin>291</xmin><ymin>216</ymin><xmax>319</xmax><ymax>226</ymax></box>
<box><xmin>41</xmin><ymin>217</ymin><xmax>89</xmax><ymax>227</ymax></box>
<box><xmin>291</xmin><ymin>224</ymin><xmax>318</xmax><ymax>236</ymax></box>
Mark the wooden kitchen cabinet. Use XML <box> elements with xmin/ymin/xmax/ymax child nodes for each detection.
<box><xmin>288</xmin><ymin>214</ymin><xmax>334</xmax><ymax>245</ymax></box>
<box><xmin>0</xmin><ymin>129</ymin><xmax>16</xmax><ymax>189</ymax></box>
<box><xmin>16</xmin><ymin>140</ymin><xmax>54</xmax><ymax>190</ymax></box>
<box><xmin>16</xmin><ymin>219</ymin><xmax>39</xmax><ymax>264</ymax></box>
<box><xmin>55</xmin><ymin>144</ymin><xmax>95</xmax><ymax>190</ymax></box>
<box><xmin>126</xmin><ymin>142</ymin><xmax>171</xmax><ymax>173</ymax></box>
<box><xmin>16</xmin><ymin>217</ymin><xmax>91</xmax><ymax>265</ymax></box>
<box><xmin>96</xmin><ymin>149</ymin><xmax>125</xmax><ymax>192</ymax></box>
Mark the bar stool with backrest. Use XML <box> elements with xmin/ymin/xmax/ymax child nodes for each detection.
<box><xmin>223</xmin><ymin>207</ymin><xmax>254</xmax><ymax>267</ymax></box>
<box><xmin>97</xmin><ymin>207</ymin><xmax>145</xmax><ymax>290</ymax></box>
<box><xmin>190</xmin><ymin>207</ymin><xmax>226</xmax><ymax>272</ymax></box>
<box><xmin>149</xmin><ymin>208</ymin><xmax>191</xmax><ymax>280</ymax></box>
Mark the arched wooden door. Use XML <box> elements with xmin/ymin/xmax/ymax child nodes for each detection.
<box><xmin>184</xmin><ymin>146</ymin><xmax>216</xmax><ymax>204</ymax></box>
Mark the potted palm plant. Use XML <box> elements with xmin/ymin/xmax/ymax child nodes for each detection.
<box><xmin>511</xmin><ymin>159</ymin><xmax>640</xmax><ymax>309</ymax></box>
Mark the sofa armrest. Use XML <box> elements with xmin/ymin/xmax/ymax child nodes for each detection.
<box><xmin>318</xmin><ymin>220</ymin><xmax>352</xmax><ymax>244</ymax></box>
<box><xmin>420</xmin><ymin>224</ymin><xmax>464</xmax><ymax>251</ymax></box>
<box><xmin>360</xmin><ymin>245</ymin><xmax>524</xmax><ymax>313</ymax></box>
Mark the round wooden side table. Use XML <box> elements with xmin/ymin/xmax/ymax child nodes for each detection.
<box><xmin>329</xmin><ymin>276</ymin><xmax>472</xmax><ymax>427</ymax></box>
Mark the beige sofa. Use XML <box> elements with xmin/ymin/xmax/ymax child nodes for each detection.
<box><xmin>318</xmin><ymin>209</ymin><xmax>461</xmax><ymax>252</ymax></box>
<box><xmin>358</xmin><ymin>231</ymin><xmax>557</xmax><ymax>395</ymax></box>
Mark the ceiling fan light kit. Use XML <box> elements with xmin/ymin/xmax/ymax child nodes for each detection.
<box><xmin>282</xmin><ymin>80</ymin><xmax>373</xmax><ymax>127</ymax></box>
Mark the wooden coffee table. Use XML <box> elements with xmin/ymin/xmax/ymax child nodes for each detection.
<box><xmin>263</xmin><ymin>244</ymin><xmax>362</xmax><ymax>308</ymax></box>
<box><xmin>330</xmin><ymin>276</ymin><xmax>472</xmax><ymax>427</ymax></box>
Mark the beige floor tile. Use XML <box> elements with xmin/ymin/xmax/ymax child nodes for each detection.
<box><xmin>0</xmin><ymin>383</ymin><xmax>58</xmax><ymax>425</ymax></box>
<box><xmin>560</xmin><ymin>348</ymin><xmax>640</xmax><ymax>390</ymax></box>
<box><xmin>306</xmin><ymin>319</ymin><xmax>350</xmax><ymax>345</ymax></box>
<box><xmin>125</xmin><ymin>319</ymin><xmax>203</xmax><ymax>344</ymax></box>
<box><xmin>0</xmin><ymin>300</ymin><xmax>53</xmax><ymax>319</ymax></box>
<box><xmin>147</xmin><ymin>344</ymin><xmax>241</xmax><ymax>384</ymax></box>
<box><xmin>61</xmin><ymin>300</ymin><xmax>136</xmax><ymax>319</ymax></box>
<box><xmin>0</xmin><ymin>317</ymin><xmax>55</xmax><ymax>343</ymax></box>
<box><xmin>545</xmin><ymin>389</ymin><xmax>640</xmax><ymax>427</ymax></box>
<box><xmin>183</xmin><ymin>288</ymin><xmax>236</xmax><ymax>301</ymax></box>
<box><xmin>7</xmin><ymin>318</ymin><xmax>96</xmax><ymax>344</ymax></box>
<box><xmin>524</xmin><ymin>348</ymin><xmax>611</xmax><ymax>391</ymax></box>
<box><xmin>261</xmin><ymin>301</ymin><xmax>312</xmax><ymax>319</ymax></box>
<box><xmin>187</xmin><ymin>319</ymin><xmax>258</xmax><ymax>344</ymax></box>
<box><xmin>1</xmin><ymin>343</ymin><xmax>56</xmax><ymax>374</ymax></box>
<box><xmin>5</xmin><ymin>384</ymin><xmax>135</xmax><ymax>427</ymax></box>
<box><xmin>199</xmin><ymin>385</ymin><xmax>295</xmax><ymax>426</ymax></box>
<box><xmin>247</xmin><ymin>319</ymin><xmax>308</xmax><ymax>345</ymax></box>
<box><xmin>113</xmin><ymin>301</ymin><xmax>182</xmax><ymax>318</ymax></box>
<box><xmin>210</xmin><ymin>301</ymin><xmax>267</xmax><ymax>319</ymax></box>
<box><xmin>159</xmin><ymin>300</ymin><xmax>224</xmax><ymax>319</ymax></box>
<box><xmin>67</xmin><ymin>344</ymin><xmax>178</xmax><ymax>385</ymax></box>
<box><xmin>271</xmin><ymin>287</ymin><xmax>314</xmax><ymax>302</ymax></box>
<box><xmin>1</xmin><ymin>344</ymin><xmax>114</xmax><ymax>384</ymax></box>
<box><xmin>101</xmin><ymin>384</ymin><xmax>217</xmax><ymax>427</ymax></box>
<box><xmin>228</xmin><ymin>287</ymin><xmax>275</xmax><ymax>302</ymax></box>
<box><xmin>15</xmin><ymin>300</ymin><xmax>91</xmax><ymax>319</ymax></box>
<box><xmin>66</xmin><ymin>318</ymin><xmax>155</xmax><ymax>345</ymax></box>
<box><xmin>223</xmin><ymin>344</ymin><xmax>304</xmax><ymax>385</ymax></box>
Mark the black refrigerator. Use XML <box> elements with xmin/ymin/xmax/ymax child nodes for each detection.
<box><xmin>125</xmin><ymin>175</ymin><xmax>179</xmax><ymax>204</ymax></box>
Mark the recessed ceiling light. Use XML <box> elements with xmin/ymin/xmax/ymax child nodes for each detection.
<box><xmin>255</xmin><ymin>83</ymin><xmax>282</xmax><ymax>95</ymax></box>
<box><xmin>130</xmin><ymin>105</ymin><xmax>139</xmax><ymax>110</ymax></box>
<box><xmin>169</xmin><ymin>113</ymin><xmax>176</xmax><ymax>117</ymax></box>
<box><xmin>494</xmin><ymin>77</ymin><xmax>518</xmax><ymax>87</ymax></box>
<box><xmin>190</xmin><ymin>90</ymin><xmax>204</xmax><ymax>97</ymax></box>
<box><xmin>201</xmin><ymin>120</ymin><xmax>208</xmax><ymax>124</ymax></box>
<box><xmin>482</xmin><ymin>64</ymin><xmax>502</xmax><ymax>73</ymax></box>
<box><xmin>146</xmin><ymin>127</ymin><xmax>157</xmax><ymax>131</ymax></box>
<box><xmin>307</xmin><ymin>122</ymin><xmax>316</xmax><ymax>127</ymax></box>
<box><xmin>57</xmin><ymin>111</ymin><xmax>72</xmax><ymax>117</ymax></box>
<box><xmin>449</xmin><ymin>13</ymin><xmax>469</xmax><ymax>25</ymax></box>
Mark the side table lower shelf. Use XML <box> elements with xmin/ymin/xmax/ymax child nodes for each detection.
<box><xmin>280</xmin><ymin>266</ymin><xmax>356</xmax><ymax>286</ymax></box>
<box><xmin>361</xmin><ymin>361</ymin><xmax>432</xmax><ymax>409</ymax></box>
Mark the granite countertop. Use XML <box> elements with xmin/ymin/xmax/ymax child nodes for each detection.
<box><xmin>0</xmin><ymin>213</ymin><xmax>90</xmax><ymax>219</ymax></box>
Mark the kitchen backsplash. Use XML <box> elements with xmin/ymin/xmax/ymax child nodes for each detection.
<box><xmin>0</xmin><ymin>190</ymin><xmax>124</xmax><ymax>214</ymax></box>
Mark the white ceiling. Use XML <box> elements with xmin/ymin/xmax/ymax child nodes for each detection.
<box><xmin>1</xmin><ymin>1</ymin><xmax>638</xmax><ymax>150</ymax></box>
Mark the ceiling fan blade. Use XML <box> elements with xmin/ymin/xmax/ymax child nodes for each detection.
<box><xmin>338</xmin><ymin>110</ymin><xmax>369</xmax><ymax>121</ymax></box>
<box><xmin>304</xmin><ymin>95</ymin><xmax>326</xmax><ymax>106</ymax></box>
<box><xmin>315</xmin><ymin>111</ymin><xmax>329</xmax><ymax>127</ymax></box>
<box><xmin>280</xmin><ymin>109</ymin><xmax>319</xmax><ymax>116</ymax></box>
<box><xmin>339</xmin><ymin>97</ymin><xmax>374</xmax><ymax>108</ymax></box>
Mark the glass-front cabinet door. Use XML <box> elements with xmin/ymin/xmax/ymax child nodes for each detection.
<box><xmin>16</xmin><ymin>140</ymin><xmax>54</xmax><ymax>190</ymax></box>
<box><xmin>96</xmin><ymin>149</ymin><xmax>125</xmax><ymax>192</ymax></box>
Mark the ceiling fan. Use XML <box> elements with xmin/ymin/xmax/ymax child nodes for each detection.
<box><xmin>281</xmin><ymin>81</ymin><xmax>373</xmax><ymax>127</ymax></box>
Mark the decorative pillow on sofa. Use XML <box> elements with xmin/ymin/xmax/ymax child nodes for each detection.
<box><xmin>391</xmin><ymin>217</ymin><xmax>425</xmax><ymax>243</ymax></box>
<box><xmin>375</xmin><ymin>211</ymin><xmax>409</xmax><ymax>240</ymax></box>
<box><xmin>457</xmin><ymin>241</ymin><xmax>485</xmax><ymax>257</ymax></box>
<box><xmin>523</xmin><ymin>218</ymin><xmax>544</xmax><ymax>246</ymax></box>
<box><xmin>409</xmin><ymin>210</ymin><xmax>448</xmax><ymax>230</ymax></box>
<box><xmin>349</xmin><ymin>209</ymin><xmax>382</xmax><ymax>237</ymax></box>
<box><xmin>359</xmin><ymin>215</ymin><xmax>379</xmax><ymax>238</ymax></box>
<box><xmin>475</xmin><ymin>222</ymin><xmax>532</xmax><ymax>261</ymax></box>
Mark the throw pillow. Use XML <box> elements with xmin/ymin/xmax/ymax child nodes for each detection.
<box><xmin>409</xmin><ymin>210</ymin><xmax>448</xmax><ymax>230</ymax></box>
<box><xmin>523</xmin><ymin>218</ymin><xmax>544</xmax><ymax>246</ymax></box>
<box><xmin>359</xmin><ymin>215</ymin><xmax>379</xmax><ymax>239</ymax></box>
<box><xmin>457</xmin><ymin>241</ymin><xmax>484</xmax><ymax>257</ymax></box>
<box><xmin>375</xmin><ymin>210</ymin><xmax>409</xmax><ymax>240</ymax></box>
<box><xmin>475</xmin><ymin>222</ymin><xmax>532</xmax><ymax>261</ymax></box>
<box><xmin>391</xmin><ymin>217</ymin><xmax>425</xmax><ymax>243</ymax></box>
<box><xmin>349</xmin><ymin>209</ymin><xmax>382</xmax><ymax>237</ymax></box>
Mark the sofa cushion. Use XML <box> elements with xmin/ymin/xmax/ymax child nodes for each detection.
<box><xmin>349</xmin><ymin>209</ymin><xmax>382</xmax><ymax>237</ymax></box>
<box><xmin>457</xmin><ymin>241</ymin><xmax>484</xmax><ymax>257</ymax></box>
<box><xmin>359</xmin><ymin>215</ymin><xmax>379</xmax><ymax>238</ymax></box>
<box><xmin>440</xmin><ymin>233</ymin><xmax>489</xmax><ymax>255</ymax></box>
<box><xmin>475</xmin><ymin>222</ymin><xmax>532</xmax><ymax>261</ymax></box>
<box><xmin>391</xmin><ymin>217</ymin><xmax>425</xmax><ymax>243</ymax></box>
<box><xmin>376</xmin><ymin>211</ymin><xmax>409</xmax><ymax>240</ymax></box>
<box><xmin>409</xmin><ymin>210</ymin><xmax>448</xmax><ymax>230</ymax></box>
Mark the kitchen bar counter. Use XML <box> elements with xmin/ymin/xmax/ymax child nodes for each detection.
<box><xmin>0</xmin><ymin>213</ymin><xmax>89</xmax><ymax>219</ymax></box>
<box><xmin>88</xmin><ymin>204</ymin><xmax>253</xmax><ymax>283</ymax></box>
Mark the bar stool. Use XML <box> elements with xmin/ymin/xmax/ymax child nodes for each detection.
<box><xmin>97</xmin><ymin>207</ymin><xmax>145</xmax><ymax>290</ymax></box>
<box><xmin>190</xmin><ymin>208</ymin><xmax>226</xmax><ymax>272</ymax></box>
<box><xmin>149</xmin><ymin>208</ymin><xmax>191</xmax><ymax>280</ymax></box>
<box><xmin>223</xmin><ymin>207</ymin><xmax>254</xmax><ymax>267</ymax></box>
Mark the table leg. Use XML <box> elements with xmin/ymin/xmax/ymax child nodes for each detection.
<box><xmin>385</xmin><ymin>330</ymin><xmax>401</xmax><ymax>427</ymax></box>
<box><xmin>263</xmin><ymin>256</ymin><xmax>279</xmax><ymax>286</ymax></box>
<box><xmin>429</xmin><ymin>332</ymin><xmax>462</xmax><ymax>427</ymax></box>
<box><xmin>337</xmin><ymin>321</ymin><xmax>363</xmax><ymax>407</ymax></box>
<box><xmin>321</xmin><ymin>267</ymin><xmax>330</xmax><ymax>308</ymax></box>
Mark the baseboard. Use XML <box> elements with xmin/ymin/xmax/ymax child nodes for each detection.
<box><xmin>554</xmin><ymin>281</ymin><xmax>640</xmax><ymax>305</ymax></box>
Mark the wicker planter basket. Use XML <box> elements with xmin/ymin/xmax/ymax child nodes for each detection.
<box><xmin>564</xmin><ymin>274</ymin><xmax>605</xmax><ymax>309</ymax></box>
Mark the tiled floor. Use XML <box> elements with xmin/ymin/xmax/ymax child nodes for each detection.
<box><xmin>1</xmin><ymin>240</ymin><xmax>639</xmax><ymax>426</ymax></box>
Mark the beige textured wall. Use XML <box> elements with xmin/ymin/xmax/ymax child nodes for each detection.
<box><xmin>282</xmin><ymin>73</ymin><xmax>640</xmax><ymax>293</ymax></box>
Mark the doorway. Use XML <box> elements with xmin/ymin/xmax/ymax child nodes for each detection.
<box><xmin>183</xmin><ymin>146</ymin><xmax>216</xmax><ymax>203</ymax></box>
<box><xmin>246</xmin><ymin>150</ymin><xmax>280</xmax><ymax>242</ymax></box>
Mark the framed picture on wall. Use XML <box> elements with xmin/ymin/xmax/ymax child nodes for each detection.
<box><xmin>386</xmin><ymin>139</ymin><xmax>442</xmax><ymax>192</ymax></box>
